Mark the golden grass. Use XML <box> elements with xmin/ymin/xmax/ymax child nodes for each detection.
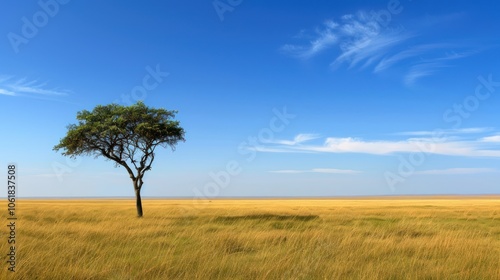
<box><xmin>2</xmin><ymin>197</ymin><xmax>499</xmax><ymax>279</ymax></box>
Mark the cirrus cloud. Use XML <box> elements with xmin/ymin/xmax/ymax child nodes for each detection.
<box><xmin>281</xmin><ymin>11</ymin><xmax>481</xmax><ymax>86</ymax></box>
<box><xmin>0</xmin><ymin>75</ymin><xmax>71</xmax><ymax>98</ymax></box>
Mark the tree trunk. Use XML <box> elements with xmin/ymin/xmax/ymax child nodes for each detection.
<box><xmin>135</xmin><ymin>186</ymin><xmax>143</xmax><ymax>218</ymax></box>
<box><xmin>135</xmin><ymin>188</ymin><xmax>143</xmax><ymax>217</ymax></box>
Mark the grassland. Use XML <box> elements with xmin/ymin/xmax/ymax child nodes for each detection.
<box><xmin>2</xmin><ymin>197</ymin><xmax>499</xmax><ymax>279</ymax></box>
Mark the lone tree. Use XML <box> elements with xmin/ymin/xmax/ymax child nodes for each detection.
<box><xmin>54</xmin><ymin>101</ymin><xmax>185</xmax><ymax>217</ymax></box>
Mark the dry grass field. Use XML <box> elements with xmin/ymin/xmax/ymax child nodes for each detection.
<box><xmin>2</xmin><ymin>197</ymin><xmax>499</xmax><ymax>279</ymax></box>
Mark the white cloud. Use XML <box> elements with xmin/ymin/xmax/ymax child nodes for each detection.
<box><xmin>374</xmin><ymin>43</ymin><xmax>452</xmax><ymax>73</ymax></box>
<box><xmin>252</xmin><ymin>132</ymin><xmax>500</xmax><ymax>158</ymax></box>
<box><xmin>403</xmin><ymin>50</ymin><xmax>478</xmax><ymax>86</ymax></box>
<box><xmin>252</xmin><ymin>146</ymin><xmax>316</xmax><ymax>154</ymax></box>
<box><xmin>282</xmin><ymin>21</ymin><xmax>338</xmax><ymax>59</ymax></box>
<box><xmin>272</xmin><ymin>133</ymin><xmax>320</xmax><ymax>145</ymax></box>
<box><xmin>270</xmin><ymin>168</ymin><xmax>360</xmax><ymax>174</ymax></box>
<box><xmin>10</xmin><ymin>85</ymin><xmax>69</xmax><ymax>96</ymax></box>
<box><xmin>309</xmin><ymin>137</ymin><xmax>482</xmax><ymax>156</ymax></box>
<box><xmin>282</xmin><ymin>12</ymin><xmax>479</xmax><ymax>85</ymax></box>
<box><xmin>414</xmin><ymin>168</ymin><xmax>497</xmax><ymax>175</ymax></box>
<box><xmin>306</xmin><ymin>32</ymin><xmax>338</xmax><ymax>58</ymax></box>
<box><xmin>0</xmin><ymin>76</ymin><xmax>70</xmax><ymax>98</ymax></box>
<box><xmin>282</xmin><ymin>11</ymin><xmax>411</xmax><ymax>67</ymax></box>
<box><xmin>480</xmin><ymin>135</ymin><xmax>500</xmax><ymax>143</ymax></box>
<box><xmin>332</xmin><ymin>32</ymin><xmax>412</xmax><ymax>70</ymax></box>
<box><xmin>0</xmin><ymin>89</ymin><xmax>16</xmax><ymax>96</ymax></box>
<box><xmin>404</xmin><ymin>62</ymin><xmax>446</xmax><ymax>86</ymax></box>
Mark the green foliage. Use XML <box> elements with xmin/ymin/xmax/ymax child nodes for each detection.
<box><xmin>54</xmin><ymin>101</ymin><xmax>185</xmax><ymax>164</ymax></box>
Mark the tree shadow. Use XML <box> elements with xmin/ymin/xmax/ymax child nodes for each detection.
<box><xmin>214</xmin><ymin>214</ymin><xmax>319</xmax><ymax>223</ymax></box>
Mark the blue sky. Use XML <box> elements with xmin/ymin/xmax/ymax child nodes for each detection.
<box><xmin>1</xmin><ymin>0</ymin><xmax>499</xmax><ymax>198</ymax></box>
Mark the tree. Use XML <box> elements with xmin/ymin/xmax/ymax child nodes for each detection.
<box><xmin>54</xmin><ymin>101</ymin><xmax>185</xmax><ymax>217</ymax></box>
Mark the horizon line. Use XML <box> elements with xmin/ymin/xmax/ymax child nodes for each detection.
<box><xmin>6</xmin><ymin>194</ymin><xmax>500</xmax><ymax>200</ymax></box>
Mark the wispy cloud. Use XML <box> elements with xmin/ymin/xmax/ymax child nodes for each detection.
<box><xmin>269</xmin><ymin>168</ymin><xmax>361</xmax><ymax>174</ymax></box>
<box><xmin>0</xmin><ymin>76</ymin><xmax>71</xmax><ymax>98</ymax></box>
<box><xmin>374</xmin><ymin>43</ymin><xmax>452</xmax><ymax>73</ymax></box>
<box><xmin>414</xmin><ymin>168</ymin><xmax>497</xmax><ymax>175</ymax></box>
<box><xmin>282</xmin><ymin>11</ymin><xmax>410</xmax><ymax>66</ymax></box>
<box><xmin>250</xmin><ymin>129</ymin><xmax>500</xmax><ymax>158</ymax></box>
<box><xmin>480</xmin><ymin>135</ymin><xmax>500</xmax><ymax>143</ymax></box>
<box><xmin>0</xmin><ymin>89</ymin><xmax>16</xmax><ymax>96</ymax></box>
<box><xmin>270</xmin><ymin>133</ymin><xmax>320</xmax><ymax>145</ymax></box>
<box><xmin>331</xmin><ymin>29</ymin><xmax>412</xmax><ymax>70</ymax></box>
<box><xmin>403</xmin><ymin>50</ymin><xmax>479</xmax><ymax>86</ymax></box>
<box><xmin>282</xmin><ymin>30</ymin><xmax>338</xmax><ymax>59</ymax></box>
<box><xmin>282</xmin><ymin>11</ymin><xmax>479</xmax><ymax>85</ymax></box>
<box><xmin>404</xmin><ymin>62</ymin><xmax>446</xmax><ymax>86</ymax></box>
